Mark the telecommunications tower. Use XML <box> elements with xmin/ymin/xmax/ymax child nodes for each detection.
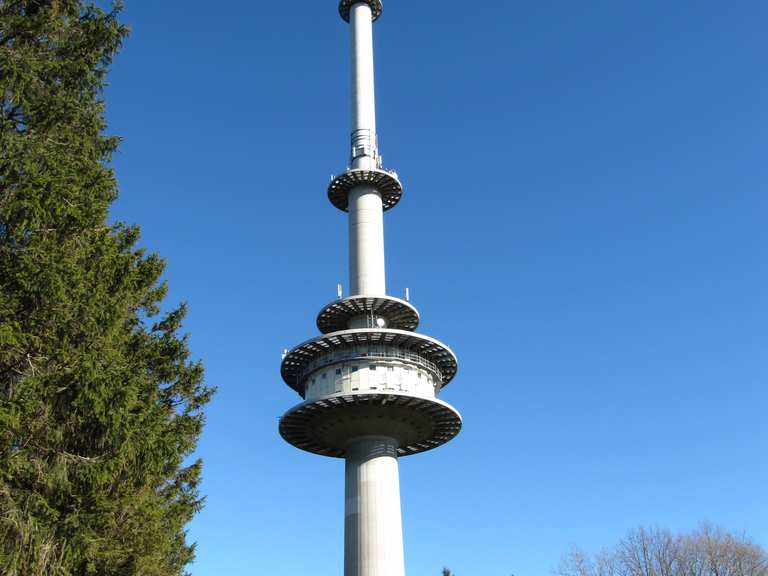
<box><xmin>279</xmin><ymin>2</ymin><xmax>462</xmax><ymax>574</ymax></box>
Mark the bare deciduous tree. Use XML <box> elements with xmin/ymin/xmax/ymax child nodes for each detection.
<box><xmin>557</xmin><ymin>526</ymin><xmax>767</xmax><ymax>576</ymax></box>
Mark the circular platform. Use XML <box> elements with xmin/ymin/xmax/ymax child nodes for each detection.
<box><xmin>339</xmin><ymin>0</ymin><xmax>383</xmax><ymax>23</ymax></box>
<box><xmin>281</xmin><ymin>329</ymin><xmax>458</xmax><ymax>395</ymax></box>
<box><xmin>328</xmin><ymin>169</ymin><xmax>402</xmax><ymax>212</ymax></box>
<box><xmin>279</xmin><ymin>393</ymin><xmax>462</xmax><ymax>457</ymax></box>
<box><xmin>317</xmin><ymin>295</ymin><xmax>419</xmax><ymax>334</ymax></box>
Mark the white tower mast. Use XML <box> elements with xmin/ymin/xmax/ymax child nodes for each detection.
<box><xmin>348</xmin><ymin>0</ymin><xmax>385</xmax><ymax>297</ymax></box>
<box><xmin>280</xmin><ymin>3</ymin><xmax>462</xmax><ymax>575</ymax></box>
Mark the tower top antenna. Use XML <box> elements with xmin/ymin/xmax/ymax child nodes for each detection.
<box><xmin>339</xmin><ymin>0</ymin><xmax>383</xmax><ymax>23</ymax></box>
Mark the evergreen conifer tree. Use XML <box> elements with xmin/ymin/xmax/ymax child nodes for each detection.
<box><xmin>0</xmin><ymin>2</ymin><xmax>214</xmax><ymax>574</ymax></box>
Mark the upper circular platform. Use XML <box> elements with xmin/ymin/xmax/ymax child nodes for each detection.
<box><xmin>328</xmin><ymin>169</ymin><xmax>402</xmax><ymax>212</ymax></box>
<box><xmin>281</xmin><ymin>328</ymin><xmax>458</xmax><ymax>395</ymax></box>
<box><xmin>339</xmin><ymin>0</ymin><xmax>383</xmax><ymax>22</ymax></box>
<box><xmin>317</xmin><ymin>295</ymin><xmax>420</xmax><ymax>334</ymax></box>
<box><xmin>279</xmin><ymin>393</ymin><xmax>461</xmax><ymax>458</ymax></box>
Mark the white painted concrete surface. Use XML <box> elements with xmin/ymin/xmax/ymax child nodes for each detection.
<box><xmin>349</xmin><ymin>185</ymin><xmax>386</xmax><ymax>296</ymax></box>
<box><xmin>304</xmin><ymin>359</ymin><xmax>439</xmax><ymax>401</ymax></box>
<box><xmin>345</xmin><ymin>436</ymin><xmax>406</xmax><ymax>576</ymax></box>
<box><xmin>348</xmin><ymin>3</ymin><xmax>386</xmax><ymax>297</ymax></box>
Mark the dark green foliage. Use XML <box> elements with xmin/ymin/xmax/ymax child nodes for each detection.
<box><xmin>0</xmin><ymin>1</ymin><xmax>214</xmax><ymax>574</ymax></box>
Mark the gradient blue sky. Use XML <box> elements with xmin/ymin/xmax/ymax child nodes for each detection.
<box><xmin>102</xmin><ymin>1</ymin><xmax>767</xmax><ymax>574</ymax></box>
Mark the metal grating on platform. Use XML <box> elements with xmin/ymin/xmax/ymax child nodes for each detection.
<box><xmin>279</xmin><ymin>393</ymin><xmax>462</xmax><ymax>457</ymax></box>
<box><xmin>328</xmin><ymin>169</ymin><xmax>402</xmax><ymax>212</ymax></box>
<box><xmin>317</xmin><ymin>295</ymin><xmax>420</xmax><ymax>333</ymax></box>
<box><xmin>338</xmin><ymin>0</ymin><xmax>383</xmax><ymax>23</ymax></box>
<box><xmin>281</xmin><ymin>329</ymin><xmax>458</xmax><ymax>394</ymax></box>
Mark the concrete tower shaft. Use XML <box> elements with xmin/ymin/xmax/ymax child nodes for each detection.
<box><xmin>344</xmin><ymin>437</ymin><xmax>405</xmax><ymax>576</ymax></box>
<box><xmin>349</xmin><ymin>185</ymin><xmax>385</xmax><ymax>297</ymax></box>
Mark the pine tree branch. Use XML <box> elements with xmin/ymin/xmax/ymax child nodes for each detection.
<box><xmin>58</xmin><ymin>451</ymin><xmax>107</xmax><ymax>463</ymax></box>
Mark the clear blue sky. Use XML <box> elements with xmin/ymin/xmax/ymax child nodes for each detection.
<box><xmin>102</xmin><ymin>1</ymin><xmax>767</xmax><ymax>574</ymax></box>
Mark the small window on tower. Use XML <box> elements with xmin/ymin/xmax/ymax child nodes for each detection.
<box><xmin>336</xmin><ymin>368</ymin><xmax>342</xmax><ymax>375</ymax></box>
<box><xmin>370</xmin><ymin>365</ymin><xmax>377</xmax><ymax>371</ymax></box>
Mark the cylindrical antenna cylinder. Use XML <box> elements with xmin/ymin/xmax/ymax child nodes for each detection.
<box><xmin>350</xmin><ymin>2</ymin><xmax>378</xmax><ymax>170</ymax></box>
<box><xmin>347</xmin><ymin>1</ymin><xmax>386</xmax><ymax>296</ymax></box>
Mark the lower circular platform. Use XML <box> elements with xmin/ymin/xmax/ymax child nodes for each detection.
<box><xmin>279</xmin><ymin>393</ymin><xmax>462</xmax><ymax>458</ymax></box>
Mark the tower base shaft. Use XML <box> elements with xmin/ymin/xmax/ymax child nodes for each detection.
<box><xmin>344</xmin><ymin>437</ymin><xmax>406</xmax><ymax>576</ymax></box>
